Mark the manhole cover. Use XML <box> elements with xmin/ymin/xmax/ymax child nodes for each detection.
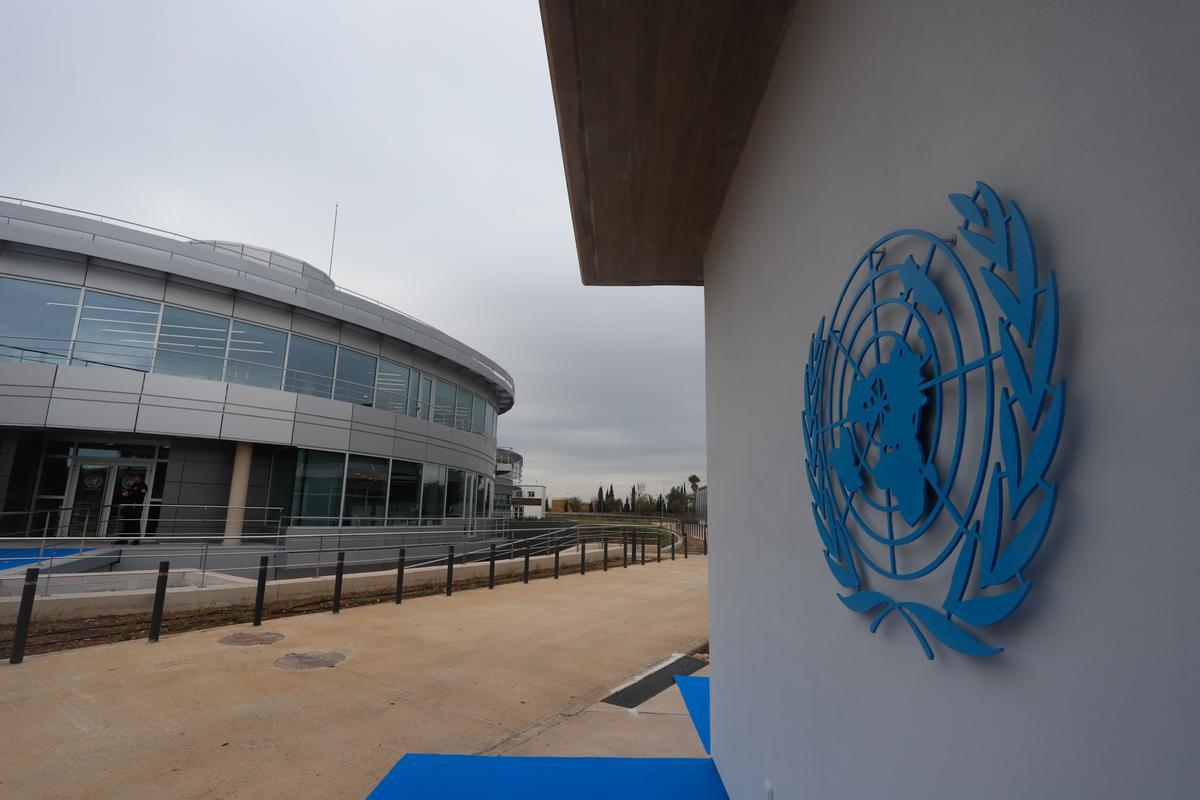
<box><xmin>273</xmin><ymin>651</ymin><xmax>345</xmax><ymax>670</ymax></box>
<box><xmin>218</xmin><ymin>632</ymin><xmax>285</xmax><ymax>646</ymax></box>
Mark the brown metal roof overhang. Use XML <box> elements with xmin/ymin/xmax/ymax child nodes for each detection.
<box><xmin>539</xmin><ymin>0</ymin><xmax>796</xmax><ymax>286</ymax></box>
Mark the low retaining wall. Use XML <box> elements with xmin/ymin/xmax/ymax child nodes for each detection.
<box><xmin>0</xmin><ymin>544</ymin><xmax>643</xmax><ymax>624</ymax></box>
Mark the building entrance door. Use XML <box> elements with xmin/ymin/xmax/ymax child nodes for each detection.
<box><xmin>106</xmin><ymin>464</ymin><xmax>151</xmax><ymax>537</ymax></box>
<box><xmin>68</xmin><ymin>463</ymin><xmax>111</xmax><ymax>537</ymax></box>
<box><xmin>65</xmin><ymin>460</ymin><xmax>155</xmax><ymax>538</ymax></box>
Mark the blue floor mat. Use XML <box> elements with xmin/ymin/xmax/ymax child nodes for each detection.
<box><xmin>367</xmin><ymin>755</ymin><xmax>728</xmax><ymax>799</ymax></box>
<box><xmin>675</xmin><ymin>675</ymin><xmax>712</xmax><ymax>754</ymax></box>
<box><xmin>0</xmin><ymin>547</ymin><xmax>91</xmax><ymax>571</ymax></box>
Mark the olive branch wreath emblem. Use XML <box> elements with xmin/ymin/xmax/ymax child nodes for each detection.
<box><xmin>802</xmin><ymin>181</ymin><xmax>1064</xmax><ymax>659</ymax></box>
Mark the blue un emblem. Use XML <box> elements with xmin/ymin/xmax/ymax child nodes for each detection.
<box><xmin>803</xmin><ymin>182</ymin><xmax>1065</xmax><ymax>659</ymax></box>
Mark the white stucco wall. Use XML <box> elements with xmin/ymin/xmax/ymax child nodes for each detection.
<box><xmin>703</xmin><ymin>2</ymin><xmax>1199</xmax><ymax>797</ymax></box>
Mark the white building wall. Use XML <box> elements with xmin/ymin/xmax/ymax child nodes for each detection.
<box><xmin>703</xmin><ymin>2</ymin><xmax>1199</xmax><ymax>798</ymax></box>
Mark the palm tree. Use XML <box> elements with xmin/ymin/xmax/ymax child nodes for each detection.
<box><xmin>688</xmin><ymin>474</ymin><xmax>700</xmax><ymax>513</ymax></box>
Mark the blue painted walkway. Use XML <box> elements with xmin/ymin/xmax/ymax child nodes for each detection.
<box><xmin>368</xmin><ymin>675</ymin><xmax>720</xmax><ymax>798</ymax></box>
<box><xmin>675</xmin><ymin>675</ymin><xmax>712</xmax><ymax>754</ymax></box>
<box><xmin>368</xmin><ymin>755</ymin><xmax>727</xmax><ymax>799</ymax></box>
<box><xmin>0</xmin><ymin>547</ymin><xmax>90</xmax><ymax>572</ymax></box>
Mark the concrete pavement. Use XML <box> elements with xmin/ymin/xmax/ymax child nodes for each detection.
<box><xmin>0</xmin><ymin>555</ymin><xmax>708</xmax><ymax>799</ymax></box>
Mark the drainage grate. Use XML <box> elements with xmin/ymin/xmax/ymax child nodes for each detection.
<box><xmin>603</xmin><ymin>644</ymin><xmax>709</xmax><ymax>708</ymax></box>
<box><xmin>219</xmin><ymin>632</ymin><xmax>285</xmax><ymax>646</ymax></box>
<box><xmin>274</xmin><ymin>651</ymin><xmax>345</xmax><ymax>670</ymax></box>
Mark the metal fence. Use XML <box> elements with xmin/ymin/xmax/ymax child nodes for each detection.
<box><xmin>3</xmin><ymin>518</ymin><xmax>708</xmax><ymax>664</ymax></box>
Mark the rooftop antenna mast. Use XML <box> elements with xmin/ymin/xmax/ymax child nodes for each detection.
<box><xmin>327</xmin><ymin>201</ymin><xmax>340</xmax><ymax>277</ymax></box>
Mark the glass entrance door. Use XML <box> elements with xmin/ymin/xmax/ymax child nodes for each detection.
<box><xmin>106</xmin><ymin>465</ymin><xmax>151</xmax><ymax>537</ymax></box>
<box><xmin>66</xmin><ymin>460</ymin><xmax>154</xmax><ymax>538</ymax></box>
<box><xmin>69</xmin><ymin>463</ymin><xmax>111</xmax><ymax>537</ymax></box>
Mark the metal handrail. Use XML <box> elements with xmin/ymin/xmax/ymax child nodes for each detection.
<box><xmin>0</xmin><ymin>522</ymin><xmax>691</xmax><ymax>609</ymax></box>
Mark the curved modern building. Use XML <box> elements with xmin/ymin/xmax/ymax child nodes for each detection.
<box><xmin>0</xmin><ymin>198</ymin><xmax>513</xmax><ymax>539</ymax></box>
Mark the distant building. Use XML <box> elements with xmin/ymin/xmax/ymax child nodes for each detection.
<box><xmin>493</xmin><ymin>447</ymin><xmax>523</xmax><ymax>516</ymax></box>
<box><xmin>510</xmin><ymin>484</ymin><xmax>545</xmax><ymax>519</ymax></box>
<box><xmin>495</xmin><ymin>447</ymin><xmax>523</xmax><ymax>484</ymax></box>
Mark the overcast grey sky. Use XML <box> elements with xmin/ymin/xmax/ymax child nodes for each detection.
<box><xmin>0</xmin><ymin>1</ymin><xmax>706</xmax><ymax>500</ymax></box>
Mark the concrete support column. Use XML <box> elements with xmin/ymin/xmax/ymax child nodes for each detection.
<box><xmin>223</xmin><ymin>441</ymin><xmax>254</xmax><ymax>543</ymax></box>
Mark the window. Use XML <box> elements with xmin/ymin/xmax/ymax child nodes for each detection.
<box><xmin>342</xmin><ymin>454</ymin><xmax>388</xmax><ymax>526</ymax></box>
<box><xmin>463</xmin><ymin>472</ymin><xmax>477</xmax><ymax>518</ymax></box>
<box><xmin>73</xmin><ymin>290</ymin><xmax>160</xmax><ymax>372</ymax></box>
<box><xmin>471</xmin><ymin>395</ymin><xmax>486</xmax><ymax>435</ymax></box>
<box><xmin>227</xmin><ymin>320</ymin><xmax>288</xmax><ymax>389</ymax></box>
<box><xmin>375</xmin><ymin>359</ymin><xmax>410</xmax><ymax>413</ymax></box>
<box><xmin>417</xmin><ymin>375</ymin><xmax>432</xmax><ymax>420</ymax></box>
<box><xmin>387</xmin><ymin>460</ymin><xmax>422</xmax><ymax>524</ymax></box>
<box><xmin>154</xmin><ymin>305</ymin><xmax>230</xmax><ymax>381</ymax></box>
<box><xmin>406</xmin><ymin>371</ymin><xmax>421</xmax><ymax>417</ymax></box>
<box><xmin>485</xmin><ymin>404</ymin><xmax>496</xmax><ymax>437</ymax></box>
<box><xmin>291</xmin><ymin>449</ymin><xmax>344</xmax><ymax>526</ymax></box>
<box><xmin>284</xmin><ymin>335</ymin><xmax>336</xmax><ymax>399</ymax></box>
<box><xmin>474</xmin><ymin>474</ymin><xmax>487</xmax><ymax>518</ymax></box>
<box><xmin>0</xmin><ymin>277</ymin><xmax>80</xmax><ymax>365</ymax></box>
<box><xmin>433</xmin><ymin>380</ymin><xmax>456</xmax><ymax>426</ymax></box>
<box><xmin>421</xmin><ymin>464</ymin><xmax>447</xmax><ymax>524</ymax></box>
<box><xmin>333</xmin><ymin>348</ymin><xmax>376</xmax><ymax>406</ymax></box>
<box><xmin>454</xmin><ymin>388</ymin><xmax>472</xmax><ymax>431</ymax></box>
<box><xmin>445</xmin><ymin>469</ymin><xmax>467</xmax><ymax>517</ymax></box>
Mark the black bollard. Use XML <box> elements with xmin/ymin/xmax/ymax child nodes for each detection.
<box><xmin>603</xmin><ymin>540</ymin><xmax>609</xmax><ymax>571</ymax></box>
<box><xmin>9</xmin><ymin>568</ymin><xmax>39</xmax><ymax>665</ymax></box>
<box><xmin>672</xmin><ymin>531</ymin><xmax>676</xmax><ymax>560</ymax></box>
<box><xmin>554</xmin><ymin>542</ymin><xmax>560</xmax><ymax>579</ymax></box>
<box><xmin>580</xmin><ymin>542</ymin><xmax>586</xmax><ymax>576</ymax></box>
<box><xmin>395</xmin><ymin>547</ymin><xmax>406</xmax><ymax>605</ymax></box>
<box><xmin>684</xmin><ymin>529</ymin><xmax>689</xmax><ymax>559</ymax></box>
<box><xmin>332</xmin><ymin>551</ymin><xmax>346</xmax><ymax>613</ymax></box>
<box><xmin>446</xmin><ymin>546</ymin><xmax>455</xmax><ymax>596</ymax></box>
<box><xmin>524</xmin><ymin>542</ymin><xmax>531</xmax><ymax>584</ymax></box>
<box><xmin>641</xmin><ymin>535</ymin><xmax>646</xmax><ymax>565</ymax></box>
<box><xmin>253</xmin><ymin>555</ymin><xmax>268</xmax><ymax>625</ymax></box>
<box><xmin>148</xmin><ymin>561</ymin><xmax>170</xmax><ymax>642</ymax></box>
<box><xmin>704</xmin><ymin>530</ymin><xmax>708</xmax><ymax>556</ymax></box>
<box><xmin>657</xmin><ymin>537</ymin><xmax>662</xmax><ymax>563</ymax></box>
<box><xmin>488</xmin><ymin>543</ymin><xmax>497</xmax><ymax>589</ymax></box>
<box><xmin>623</xmin><ymin>534</ymin><xmax>628</xmax><ymax>568</ymax></box>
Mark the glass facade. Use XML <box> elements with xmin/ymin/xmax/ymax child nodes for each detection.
<box><xmin>421</xmin><ymin>464</ymin><xmax>447</xmax><ymax>525</ymax></box>
<box><xmin>376</xmin><ymin>359</ymin><xmax>411</xmax><ymax>413</ymax></box>
<box><xmin>454</xmin><ymin>389</ymin><xmax>472</xmax><ymax>431</ymax></box>
<box><xmin>287</xmin><ymin>451</ymin><xmax>492</xmax><ymax>528</ymax></box>
<box><xmin>471</xmin><ymin>395</ymin><xmax>486</xmax><ymax>436</ymax></box>
<box><xmin>73</xmin><ymin>290</ymin><xmax>160</xmax><ymax>371</ymax></box>
<box><xmin>333</xmin><ymin>348</ymin><xmax>376</xmax><ymax>406</ymax></box>
<box><xmin>342</xmin><ymin>455</ymin><xmax>388</xmax><ymax>525</ymax></box>
<box><xmin>154</xmin><ymin>306</ymin><xmax>230</xmax><ymax>381</ymax></box>
<box><xmin>446</xmin><ymin>468</ymin><xmax>467</xmax><ymax>517</ymax></box>
<box><xmin>284</xmin><ymin>335</ymin><xmax>336</xmax><ymax>399</ymax></box>
<box><xmin>387</xmin><ymin>460</ymin><xmax>422</xmax><ymax>524</ymax></box>
<box><xmin>433</xmin><ymin>381</ymin><xmax>456</xmax><ymax>427</ymax></box>
<box><xmin>227</xmin><ymin>320</ymin><xmax>287</xmax><ymax>388</ymax></box>
<box><xmin>291</xmin><ymin>449</ymin><xmax>344</xmax><ymax>526</ymax></box>
<box><xmin>0</xmin><ymin>275</ymin><xmax>501</xmax><ymax>438</ymax></box>
<box><xmin>418</xmin><ymin>376</ymin><xmax>433</xmax><ymax>420</ymax></box>
<box><xmin>0</xmin><ymin>277</ymin><xmax>80</xmax><ymax>365</ymax></box>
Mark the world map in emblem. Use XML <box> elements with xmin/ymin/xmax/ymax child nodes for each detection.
<box><xmin>802</xmin><ymin>181</ymin><xmax>1065</xmax><ymax>659</ymax></box>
